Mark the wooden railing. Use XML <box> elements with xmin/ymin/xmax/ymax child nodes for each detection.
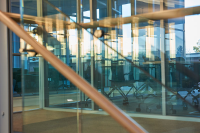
<box><xmin>0</xmin><ymin>10</ymin><xmax>147</xmax><ymax>133</ymax></box>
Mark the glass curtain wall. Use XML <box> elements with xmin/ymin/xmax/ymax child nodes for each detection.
<box><xmin>20</xmin><ymin>0</ymin><xmax>200</xmax><ymax>132</ymax></box>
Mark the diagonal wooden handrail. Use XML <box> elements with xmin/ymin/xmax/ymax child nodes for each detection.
<box><xmin>0</xmin><ymin>10</ymin><xmax>147</xmax><ymax>133</ymax></box>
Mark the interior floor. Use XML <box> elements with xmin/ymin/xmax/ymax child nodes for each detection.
<box><xmin>13</xmin><ymin>110</ymin><xmax>200</xmax><ymax>133</ymax></box>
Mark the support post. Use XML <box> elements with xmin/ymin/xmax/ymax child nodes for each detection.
<box><xmin>160</xmin><ymin>0</ymin><xmax>167</xmax><ymax>116</ymax></box>
<box><xmin>0</xmin><ymin>0</ymin><xmax>10</xmax><ymax>132</ymax></box>
<box><xmin>76</xmin><ymin>0</ymin><xmax>82</xmax><ymax>132</ymax></box>
<box><xmin>105</xmin><ymin>0</ymin><xmax>112</xmax><ymax>91</ymax></box>
<box><xmin>37</xmin><ymin>0</ymin><xmax>45</xmax><ymax>109</ymax></box>
<box><xmin>76</xmin><ymin>0</ymin><xmax>82</xmax><ymax>79</ymax></box>
<box><xmin>90</xmin><ymin>0</ymin><xmax>97</xmax><ymax>110</ymax></box>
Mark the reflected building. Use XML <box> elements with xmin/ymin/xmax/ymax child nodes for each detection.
<box><xmin>2</xmin><ymin>0</ymin><xmax>200</xmax><ymax>133</ymax></box>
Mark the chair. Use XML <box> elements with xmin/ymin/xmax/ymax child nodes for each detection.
<box><xmin>105</xmin><ymin>60</ymin><xmax>137</xmax><ymax>105</ymax></box>
<box><xmin>134</xmin><ymin>56</ymin><xmax>161</xmax><ymax>112</ymax></box>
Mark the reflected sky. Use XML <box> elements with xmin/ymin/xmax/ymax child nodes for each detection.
<box><xmin>51</xmin><ymin>0</ymin><xmax>200</xmax><ymax>56</ymax></box>
<box><xmin>185</xmin><ymin>0</ymin><xmax>200</xmax><ymax>53</ymax></box>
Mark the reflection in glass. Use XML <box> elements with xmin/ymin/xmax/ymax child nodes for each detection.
<box><xmin>19</xmin><ymin>0</ymin><xmax>200</xmax><ymax>132</ymax></box>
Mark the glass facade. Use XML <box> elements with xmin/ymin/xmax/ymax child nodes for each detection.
<box><xmin>9</xmin><ymin>0</ymin><xmax>200</xmax><ymax>132</ymax></box>
<box><xmin>11</xmin><ymin>0</ymin><xmax>22</xmax><ymax>113</ymax></box>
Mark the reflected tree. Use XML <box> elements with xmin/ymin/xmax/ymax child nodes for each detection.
<box><xmin>193</xmin><ymin>39</ymin><xmax>200</xmax><ymax>53</ymax></box>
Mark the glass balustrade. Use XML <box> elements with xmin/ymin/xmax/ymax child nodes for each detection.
<box><xmin>19</xmin><ymin>0</ymin><xmax>200</xmax><ymax>132</ymax></box>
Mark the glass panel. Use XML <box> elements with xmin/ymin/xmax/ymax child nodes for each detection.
<box><xmin>24</xmin><ymin>0</ymin><xmax>37</xmax><ymax>16</ymax></box>
<box><xmin>22</xmin><ymin>1</ymin><xmax>79</xmax><ymax>132</ymax></box>
<box><xmin>12</xmin><ymin>34</ymin><xmax>22</xmax><ymax>112</ymax></box>
<box><xmin>165</xmin><ymin>17</ymin><xmax>200</xmax><ymax>115</ymax></box>
<box><xmin>20</xmin><ymin>0</ymin><xmax>200</xmax><ymax>132</ymax></box>
<box><xmin>11</xmin><ymin>0</ymin><xmax>21</xmax><ymax>112</ymax></box>
<box><xmin>79</xmin><ymin>22</ymin><xmax>162</xmax><ymax>114</ymax></box>
<box><xmin>22</xmin><ymin>31</ymin><xmax>40</xmax><ymax>111</ymax></box>
<box><xmin>11</xmin><ymin>0</ymin><xmax>23</xmax><ymax>132</ymax></box>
